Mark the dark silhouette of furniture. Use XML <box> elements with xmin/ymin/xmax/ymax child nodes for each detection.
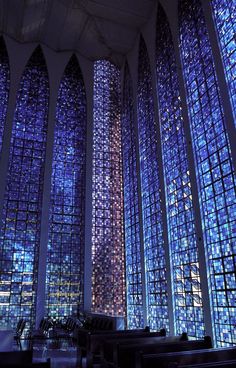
<box><xmin>138</xmin><ymin>345</ymin><xmax>236</xmax><ymax>368</ymax></box>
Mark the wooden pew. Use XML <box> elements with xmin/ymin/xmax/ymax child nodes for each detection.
<box><xmin>2</xmin><ymin>359</ymin><xmax>51</xmax><ymax>368</ymax></box>
<box><xmin>90</xmin><ymin>328</ymin><xmax>166</xmax><ymax>352</ymax></box>
<box><xmin>77</xmin><ymin>325</ymin><xmax>154</xmax><ymax>349</ymax></box>
<box><xmin>178</xmin><ymin>360</ymin><xmax>236</xmax><ymax>368</ymax></box>
<box><xmin>31</xmin><ymin>361</ymin><xmax>51</xmax><ymax>368</ymax></box>
<box><xmin>79</xmin><ymin>328</ymin><xmax>165</xmax><ymax>368</ymax></box>
<box><xmin>0</xmin><ymin>350</ymin><xmax>33</xmax><ymax>366</ymax></box>
<box><xmin>139</xmin><ymin>346</ymin><xmax>236</xmax><ymax>368</ymax></box>
<box><xmin>102</xmin><ymin>333</ymin><xmax>193</xmax><ymax>368</ymax></box>
<box><xmin>75</xmin><ymin>312</ymin><xmax>124</xmax><ymax>345</ymax></box>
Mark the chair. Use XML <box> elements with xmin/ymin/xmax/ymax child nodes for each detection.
<box><xmin>52</xmin><ymin>317</ymin><xmax>77</xmax><ymax>345</ymax></box>
<box><xmin>27</xmin><ymin>318</ymin><xmax>53</xmax><ymax>350</ymax></box>
<box><xmin>14</xmin><ymin>319</ymin><xmax>26</xmax><ymax>347</ymax></box>
<box><xmin>28</xmin><ymin>318</ymin><xmax>53</xmax><ymax>339</ymax></box>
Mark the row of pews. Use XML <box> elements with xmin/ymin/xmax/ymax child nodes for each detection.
<box><xmin>0</xmin><ymin>351</ymin><xmax>50</xmax><ymax>367</ymax></box>
<box><xmin>76</xmin><ymin>327</ymin><xmax>236</xmax><ymax>368</ymax></box>
<box><xmin>138</xmin><ymin>346</ymin><xmax>236</xmax><ymax>368</ymax></box>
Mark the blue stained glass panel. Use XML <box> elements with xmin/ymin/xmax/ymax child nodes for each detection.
<box><xmin>137</xmin><ymin>37</ymin><xmax>169</xmax><ymax>331</ymax></box>
<box><xmin>122</xmin><ymin>63</ymin><xmax>144</xmax><ymax>328</ymax></box>
<box><xmin>45</xmin><ymin>55</ymin><xmax>86</xmax><ymax>320</ymax></box>
<box><xmin>0</xmin><ymin>46</ymin><xmax>49</xmax><ymax>328</ymax></box>
<box><xmin>211</xmin><ymin>0</ymin><xmax>236</xmax><ymax>125</ymax></box>
<box><xmin>92</xmin><ymin>60</ymin><xmax>125</xmax><ymax>316</ymax></box>
<box><xmin>179</xmin><ymin>0</ymin><xmax>236</xmax><ymax>347</ymax></box>
<box><xmin>156</xmin><ymin>4</ymin><xmax>204</xmax><ymax>338</ymax></box>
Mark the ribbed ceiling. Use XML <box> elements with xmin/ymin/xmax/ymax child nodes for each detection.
<box><xmin>0</xmin><ymin>0</ymin><xmax>157</xmax><ymax>66</ymax></box>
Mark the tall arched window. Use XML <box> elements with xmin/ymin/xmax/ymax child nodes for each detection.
<box><xmin>0</xmin><ymin>38</ymin><xmax>10</xmax><ymax>156</ymax></box>
<box><xmin>179</xmin><ymin>0</ymin><xmax>236</xmax><ymax>347</ymax></box>
<box><xmin>92</xmin><ymin>60</ymin><xmax>125</xmax><ymax>316</ymax></box>
<box><xmin>211</xmin><ymin>0</ymin><xmax>236</xmax><ymax>125</ymax></box>
<box><xmin>0</xmin><ymin>46</ymin><xmax>49</xmax><ymax>328</ymax></box>
<box><xmin>156</xmin><ymin>4</ymin><xmax>204</xmax><ymax>339</ymax></box>
<box><xmin>137</xmin><ymin>36</ymin><xmax>169</xmax><ymax>331</ymax></box>
<box><xmin>122</xmin><ymin>63</ymin><xmax>144</xmax><ymax>328</ymax></box>
<box><xmin>45</xmin><ymin>55</ymin><xmax>86</xmax><ymax>320</ymax></box>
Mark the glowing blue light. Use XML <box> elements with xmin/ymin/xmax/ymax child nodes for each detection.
<box><xmin>0</xmin><ymin>46</ymin><xmax>49</xmax><ymax>328</ymax></box>
<box><xmin>179</xmin><ymin>0</ymin><xmax>236</xmax><ymax>347</ymax></box>
<box><xmin>138</xmin><ymin>37</ymin><xmax>169</xmax><ymax>332</ymax></box>
<box><xmin>122</xmin><ymin>63</ymin><xmax>144</xmax><ymax>328</ymax></box>
<box><xmin>156</xmin><ymin>4</ymin><xmax>204</xmax><ymax>338</ymax></box>
<box><xmin>211</xmin><ymin>0</ymin><xmax>236</xmax><ymax>125</ymax></box>
<box><xmin>45</xmin><ymin>55</ymin><xmax>86</xmax><ymax>320</ymax></box>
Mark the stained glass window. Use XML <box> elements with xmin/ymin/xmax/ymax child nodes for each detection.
<box><xmin>122</xmin><ymin>63</ymin><xmax>144</xmax><ymax>328</ymax></box>
<box><xmin>92</xmin><ymin>60</ymin><xmax>125</xmax><ymax>316</ymax></box>
<box><xmin>211</xmin><ymin>0</ymin><xmax>236</xmax><ymax>125</ymax></box>
<box><xmin>45</xmin><ymin>55</ymin><xmax>86</xmax><ymax>320</ymax></box>
<box><xmin>0</xmin><ymin>46</ymin><xmax>49</xmax><ymax>328</ymax></box>
<box><xmin>0</xmin><ymin>38</ymin><xmax>10</xmax><ymax>156</ymax></box>
<box><xmin>179</xmin><ymin>0</ymin><xmax>236</xmax><ymax>346</ymax></box>
<box><xmin>156</xmin><ymin>4</ymin><xmax>204</xmax><ymax>339</ymax></box>
<box><xmin>137</xmin><ymin>37</ymin><xmax>169</xmax><ymax>332</ymax></box>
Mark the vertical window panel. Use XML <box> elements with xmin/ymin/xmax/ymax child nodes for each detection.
<box><xmin>122</xmin><ymin>63</ymin><xmax>144</xmax><ymax>328</ymax></box>
<box><xmin>45</xmin><ymin>56</ymin><xmax>86</xmax><ymax>320</ymax></box>
<box><xmin>0</xmin><ymin>38</ymin><xmax>10</xmax><ymax>155</ymax></box>
<box><xmin>137</xmin><ymin>37</ymin><xmax>169</xmax><ymax>331</ymax></box>
<box><xmin>92</xmin><ymin>60</ymin><xmax>125</xmax><ymax>316</ymax></box>
<box><xmin>179</xmin><ymin>0</ymin><xmax>236</xmax><ymax>346</ymax></box>
<box><xmin>156</xmin><ymin>5</ymin><xmax>204</xmax><ymax>338</ymax></box>
<box><xmin>0</xmin><ymin>46</ymin><xmax>49</xmax><ymax>328</ymax></box>
<box><xmin>211</xmin><ymin>0</ymin><xmax>236</xmax><ymax>125</ymax></box>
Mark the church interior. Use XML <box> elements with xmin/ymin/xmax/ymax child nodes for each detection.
<box><xmin>0</xmin><ymin>0</ymin><xmax>235</xmax><ymax>367</ymax></box>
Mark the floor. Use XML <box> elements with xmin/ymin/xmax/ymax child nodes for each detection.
<box><xmin>17</xmin><ymin>338</ymin><xmax>82</xmax><ymax>368</ymax></box>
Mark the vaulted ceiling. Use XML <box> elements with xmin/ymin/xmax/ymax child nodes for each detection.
<box><xmin>0</xmin><ymin>0</ymin><xmax>157</xmax><ymax>66</ymax></box>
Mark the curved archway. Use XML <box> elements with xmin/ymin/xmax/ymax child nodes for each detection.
<box><xmin>0</xmin><ymin>45</ymin><xmax>49</xmax><ymax>328</ymax></box>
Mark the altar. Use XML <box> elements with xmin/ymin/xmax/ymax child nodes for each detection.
<box><xmin>0</xmin><ymin>328</ymin><xmax>14</xmax><ymax>351</ymax></box>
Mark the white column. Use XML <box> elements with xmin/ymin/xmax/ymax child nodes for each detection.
<box><xmin>127</xmin><ymin>42</ymin><xmax>148</xmax><ymax>327</ymax></box>
<box><xmin>35</xmin><ymin>47</ymin><xmax>70</xmax><ymax>327</ymax></box>
<box><xmin>142</xmin><ymin>14</ymin><xmax>175</xmax><ymax>334</ymax></box>
<box><xmin>80</xmin><ymin>58</ymin><xmax>94</xmax><ymax>313</ymax></box>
